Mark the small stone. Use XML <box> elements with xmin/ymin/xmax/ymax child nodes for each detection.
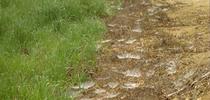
<box><xmin>162</xmin><ymin>8</ymin><xmax>169</xmax><ymax>12</ymax></box>
<box><xmin>136</xmin><ymin>19</ymin><xmax>143</xmax><ymax>22</ymax></box>
<box><xmin>107</xmin><ymin>82</ymin><xmax>119</xmax><ymax>89</ymax></box>
<box><xmin>132</xmin><ymin>28</ymin><xmax>142</xmax><ymax>33</ymax></box>
<box><xmin>94</xmin><ymin>89</ymin><xmax>106</xmax><ymax>94</ymax></box>
<box><xmin>154</xmin><ymin>32</ymin><xmax>159</xmax><ymax>35</ymax></box>
<box><xmin>108</xmin><ymin>24</ymin><xmax>116</xmax><ymax>27</ymax></box>
<box><xmin>123</xmin><ymin>69</ymin><xmax>141</xmax><ymax>77</ymax></box>
<box><xmin>117</xmin><ymin>7</ymin><xmax>123</xmax><ymax>10</ymax></box>
<box><xmin>72</xmin><ymin>81</ymin><xmax>95</xmax><ymax>90</ymax></box>
<box><xmin>184</xmin><ymin>70</ymin><xmax>195</xmax><ymax>79</ymax></box>
<box><xmin>95</xmin><ymin>76</ymin><xmax>110</xmax><ymax>80</ymax></box>
<box><xmin>166</xmin><ymin>61</ymin><xmax>177</xmax><ymax>75</ymax></box>
<box><xmin>117</xmin><ymin>53</ymin><xmax>141</xmax><ymax>59</ymax></box>
<box><xmin>126</xmin><ymin>39</ymin><xmax>137</xmax><ymax>44</ymax></box>
<box><xmin>197</xmin><ymin>32</ymin><xmax>203</xmax><ymax>35</ymax></box>
<box><xmin>101</xmin><ymin>40</ymin><xmax>111</xmax><ymax>43</ymax></box>
<box><xmin>188</xmin><ymin>45</ymin><xmax>194</xmax><ymax>50</ymax></box>
<box><xmin>122</xmin><ymin>82</ymin><xmax>139</xmax><ymax>89</ymax></box>
<box><xmin>117</xmin><ymin>39</ymin><xmax>125</xmax><ymax>42</ymax></box>
<box><xmin>146</xmin><ymin>70</ymin><xmax>155</xmax><ymax>77</ymax></box>
<box><xmin>104</xmin><ymin>92</ymin><xmax>120</xmax><ymax>98</ymax></box>
<box><xmin>121</xmin><ymin>95</ymin><xmax>127</xmax><ymax>99</ymax></box>
<box><xmin>173</xmin><ymin>79</ymin><xmax>183</xmax><ymax>88</ymax></box>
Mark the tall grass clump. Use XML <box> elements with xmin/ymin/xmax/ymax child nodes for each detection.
<box><xmin>0</xmin><ymin>0</ymin><xmax>109</xmax><ymax>99</ymax></box>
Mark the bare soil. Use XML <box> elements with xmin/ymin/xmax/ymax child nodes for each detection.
<box><xmin>75</xmin><ymin>0</ymin><xmax>210</xmax><ymax>99</ymax></box>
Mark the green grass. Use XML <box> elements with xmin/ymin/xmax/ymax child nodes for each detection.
<box><xmin>0</xmin><ymin>0</ymin><xmax>112</xmax><ymax>99</ymax></box>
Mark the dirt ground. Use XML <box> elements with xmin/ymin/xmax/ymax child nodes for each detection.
<box><xmin>71</xmin><ymin>0</ymin><xmax>210</xmax><ymax>99</ymax></box>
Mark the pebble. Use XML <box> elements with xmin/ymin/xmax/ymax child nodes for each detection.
<box><xmin>122</xmin><ymin>82</ymin><xmax>140</xmax><ymax>89</ymax></box>
<box><xmin>117</xmin><ymin>53</ymin><xmax>141</xmax><ymax>59</ymax></box>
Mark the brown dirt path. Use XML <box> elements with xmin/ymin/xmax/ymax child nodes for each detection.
<box><xmin>70</xmin><ymin>0</ymin><xmax>210</xmax><ymax>99</ymax></box>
